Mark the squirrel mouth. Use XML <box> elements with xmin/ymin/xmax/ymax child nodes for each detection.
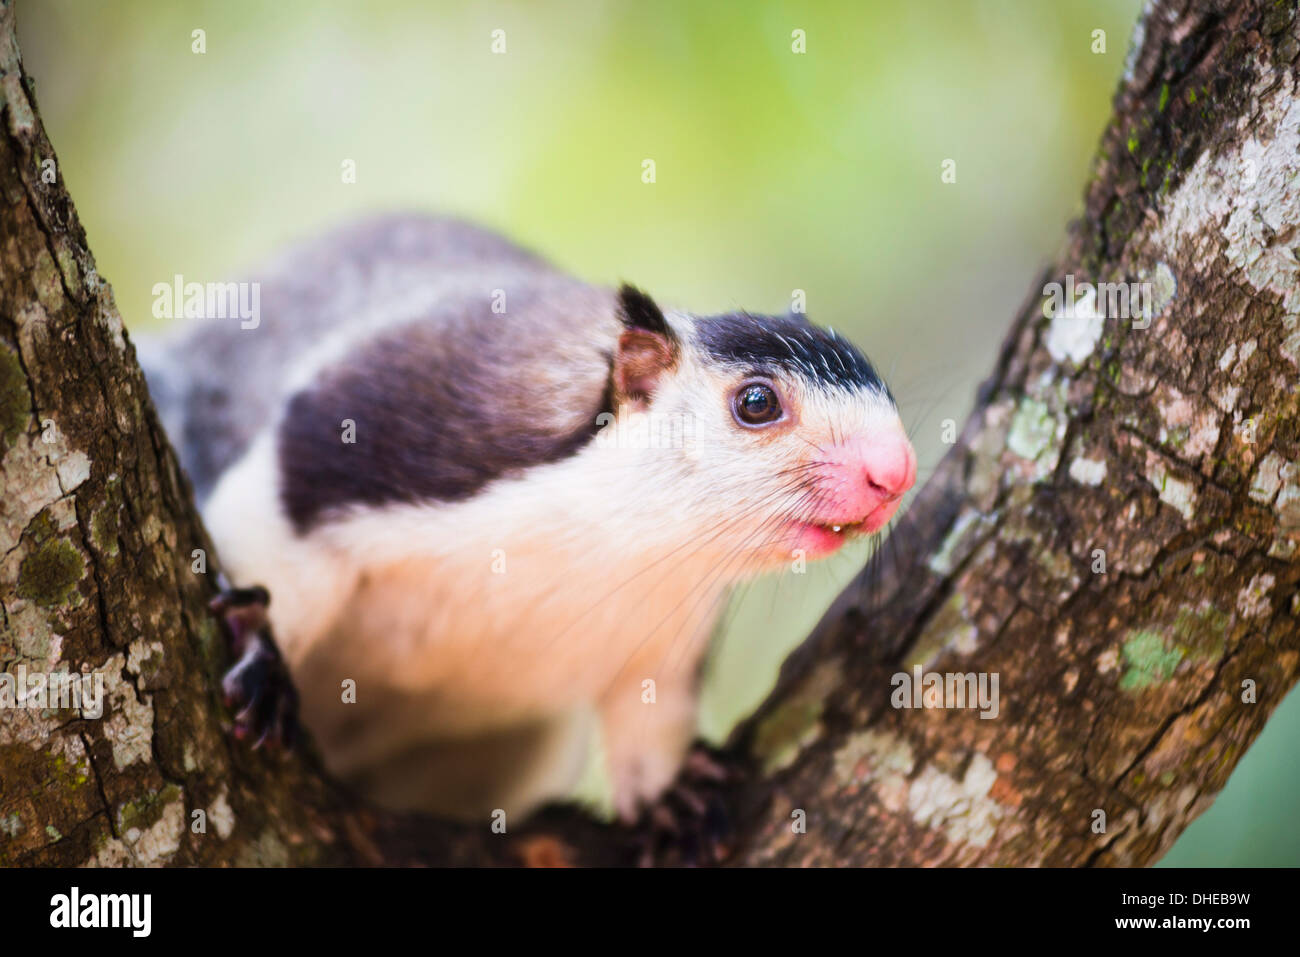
<box><xmin>776</xmin><ymin>512</ymin><xmax>896</xmax><ymax>563</ymax></box>
<box><xmin>810</xmin><ymin>521</ymin><xmax>864</xmax><ymax>537</ymax></box>
<box><xmin>802</xmin><ymin>504</ymin><xmax>897</xmax><ymax>540</ymax></box>
<box><xmin>785</xmin><ymin>500</ymin><xmax>905</xmax><ymax>560</ymax></box>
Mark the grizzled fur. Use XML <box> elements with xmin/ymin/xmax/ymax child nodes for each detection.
<box><xmin>141</xmin><ymin>215</ymin><xmax>603</xmax><ymax>506</ymax></box>
<box><xmin>137</xmin><ymin>214</ymin><xmax>909</xmax><ymax>822</ymax></box>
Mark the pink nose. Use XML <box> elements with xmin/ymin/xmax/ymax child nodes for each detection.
<box><xmin>818</xmin><ymin>426</ymin><xmax>917</xmax><ymax>523</ymax></box>
<box><xmin>862</xmin><ymin>431</ymin><xmax>917</xmax><ymax>501</ymax></box>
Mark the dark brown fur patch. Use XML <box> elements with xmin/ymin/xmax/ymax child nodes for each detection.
<box><xmin>141</xmin><ymin>215</ymin><xmax>560</xmax><ymax>503</ymax></box>
<box><xmin>278</xmin><ymin>284</ymin><xmax>621</xmax><ymax>533</ymax></box>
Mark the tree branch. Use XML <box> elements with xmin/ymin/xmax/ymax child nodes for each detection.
<box><xmin>1</xmin><ymin>0</ymin><xmax>1296</xmax><ymax>867</ymax></box>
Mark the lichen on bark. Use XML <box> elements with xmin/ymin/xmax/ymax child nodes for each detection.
<box><xmin>2</xmin><ymin>0</ymin><xmax>1298</xmax><ymax>869</ymax></box>
<box><xmin>728</xmin><ymin>0</ymin><xmax>1300</xmax><ymax>868</ymax></box>
<box><xmin>0</xmin><ymin>0</ymin><xmax>356</xmax><ymax>867</ymax></box>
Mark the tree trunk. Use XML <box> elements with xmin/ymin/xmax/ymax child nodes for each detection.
<box><xmin>2</xmin><ymin>0</ymin><xmax>1297</xmax><ymax>867</ymax></box>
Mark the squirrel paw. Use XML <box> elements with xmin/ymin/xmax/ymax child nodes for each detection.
<box><xmin>210</xmin><ymin>585</ymin><xmax>300</xmax><ymax>751</ymax></box>
<box><xmin>630</xmin><ymin>744</ymin><xmax>734</xmax><ymax>867</ymax></box>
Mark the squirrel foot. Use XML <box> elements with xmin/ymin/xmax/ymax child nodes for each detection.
<box><xmin>630</xmin><ymin>744</ymin><xmax>733</xmax><ymax>867</ymax></box>
<box><xmin>210</xmin><ymin>585</ymin><xmax>300</xmax><ymax>751</ymax></box>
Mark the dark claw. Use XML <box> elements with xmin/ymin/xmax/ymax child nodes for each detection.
<box><xmin>209</xmin><ymin>584</ymin><xmax>270</xmax><ymax>614</ymax></box>
<box><xmin>210</xmin><ymin>585</ymin><xmax>299</xmax><ymax>751</ymax></box>
<box><xmin>630</xmin><ymin>744</ymin><xmax>735</xmax><ymax>867</ymax></box>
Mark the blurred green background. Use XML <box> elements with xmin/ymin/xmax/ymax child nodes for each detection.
<box><xmin>17</xmin><ymin>0</ymin><xmax>1296</xmax><ymax>865</ymax></box>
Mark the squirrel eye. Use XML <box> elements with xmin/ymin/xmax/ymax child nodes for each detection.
<box><xmin>732</xmin><ymin>381</ymin><xmax>782</xmax><ymax>426</ymax></box>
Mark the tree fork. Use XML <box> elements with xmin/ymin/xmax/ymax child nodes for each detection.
<box><xmin>1</xmin><ymin>0</ymin><xmax>1297</xmax><ymax>867</ymax></box>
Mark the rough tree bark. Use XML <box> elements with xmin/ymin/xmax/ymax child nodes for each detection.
<box><xmin>2</xmin><ymin>0</ymin><xmax>1297</xmax><ymax>867</ymax></box>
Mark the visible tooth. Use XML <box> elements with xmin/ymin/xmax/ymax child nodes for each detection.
<box><xmin>832</xmin><ymin>525</ymin><xmax>842</xmax><ymax>533</ymax></box>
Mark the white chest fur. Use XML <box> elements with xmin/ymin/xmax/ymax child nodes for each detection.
<box><xmin>204</xmin><ymin>429</ymin><xmax>734</xmax><ymax>809</ymax></box>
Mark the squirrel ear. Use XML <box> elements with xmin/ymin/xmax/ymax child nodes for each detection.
<box><xmin>617</xmin><ymin>283</ymin><xmax>673</xmax><ymax>338</ymax></box>
<box><xmin>613</xmin><ymin>285</ymin><xmax>677</xmax><ymax>410</ymax></box>
<box><xmin>613</xmin><ymin>328</ymin><xmax>675</xmax><ymax>410</ymax></box>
